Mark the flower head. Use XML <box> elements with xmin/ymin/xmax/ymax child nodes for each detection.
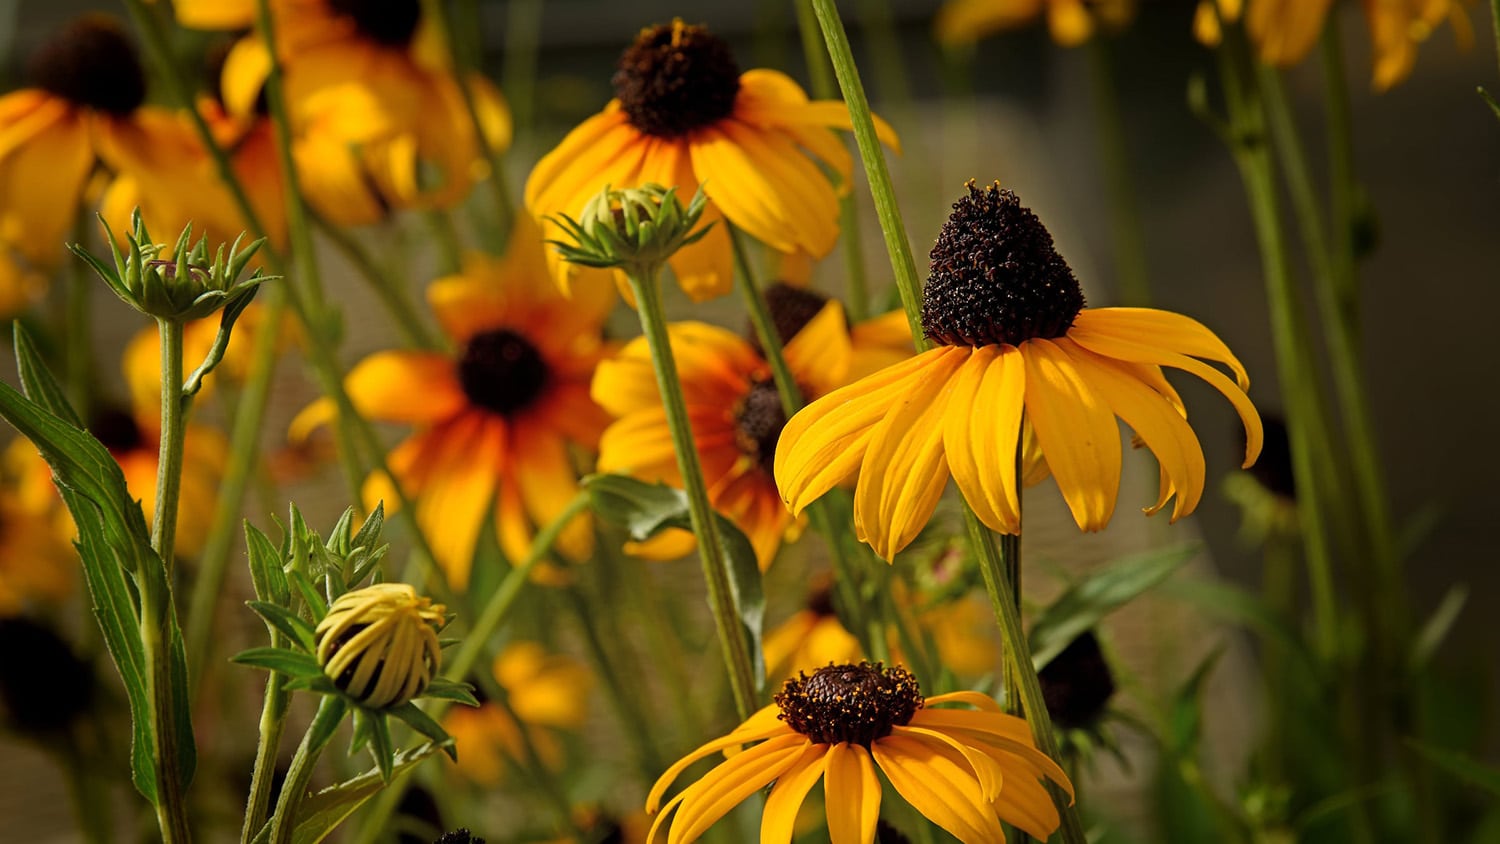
<box><xmin>315</xmin><ymin>583</ymin><xmax>447</xmax><ymax>710</ymax></box>
<box><xmin>648</xmin><ymin>661</ymin><xmax>1073</xmax><ymax>843</ymax></box>
<box><xmin>526</xmin><ymin>19</ymin><xmax>898</xmax><ymax>301</ymax></box>
<box><xmin>776</xmin><ymin>182</ymin><xmax>1263</xmax><ymax>560</ymax></box>
<box><xmin>550</xmin><ymin>183</ymin><xmax>714</xmax><ymax>280</ymax></box>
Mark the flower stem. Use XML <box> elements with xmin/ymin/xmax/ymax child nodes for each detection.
<box><xmin>313</xmin><ymin>214</ymin><xmax>445</xmax><ymax>350</ymax></box>
<box><xmin>626</xmin><ymin>268</ymin><xmax>759</xmax><ymax>721</ymax></box>
<box><xmin>1085</xmin><ymin>37</ymin><xmax>1151</xmax><ymax>306</ymax></box>
<box><xmin>241</xmin><ymin>632</ymin><xmax>291</xmax><ymax>843</ymax></box>
<box><xmin>967</xmin><ymin>511</ymin><xmax>1088</xmax><ymax>844</ymax></box>
<box><xmin>152</xmin><ymin>318</ymin><xmax>187</xmax><ymax>572</ymax></box>
<box><xmin>137</xmin><ymin>578</ymin><xmax>192</xmax><ymax>843</ymax></box>
<box><xmin>267</xmin><ymin>696</ymin><xmax>346</xmax><ymax>844</ymax></box>
<box><xmin>65</xmin><ymin>211</ymin><xmax>94</xmax><ymax>418</ymax></box>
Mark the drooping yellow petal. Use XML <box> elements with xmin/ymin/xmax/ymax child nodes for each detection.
<box><xmin>688</xmin><ymin>126</ymin><xmax>801</xmax><ymax>254</ymax></box>
<box><xmin>942</xmin><ymin>345</ymin><xmax>1025</xmax><ymax>536</ymax></box>
<box><xmin>664</xmin><ymin>733</ymin><xmax>810</xmax><ymax>844</ymax></box>
<box><xmin>824</xmin><ymin>743</ymin><xmax>881</xmax><ymax>844</ymax></box>
<box><xmin>759</xmin><ymin>743</ymin><xmax>830</xmax><ymax>844</ymax></box>
<box><xmin>646</xmin><ymin>713</ymin><xmax>791</xmax><ymax>812</ymax></box>
<box><xmin>413</xmin><ymin>412</ymin><xmax>504</xmax><ymax>588</ymax></box>
<box><xmin>1021</xmin><ymin>338</ymin><xmax>1122</xmax><ymax>532</ymax></box>
<box><xmin>782</xmin><ymin>300</ymin><xmax>852</xmax><ymax>398</ymax></box>
<box><xmin>872</xmin><ymin>733</ymin><xmax>1007</xmax><ymax>844</ymax></box>
<box><xmin>992</xmin><ymin>762</ymin><xmax>1063</xmax><ymax>840</ymax></box>
<box><xmin>894</xmin><ymin>725</ymin><xmax>1008</xmax><ymax>803</ymax></box>
<box><xmin>1073</xmin><ymin>308</ymin><xmax>1250</xmax><ymax>390</ymax></box>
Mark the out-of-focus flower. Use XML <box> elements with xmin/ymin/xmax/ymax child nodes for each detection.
<box><xmin>315</xmin><ymin>583</ymin><xmax>446</xmax><ymax>709</ymax></box>
<box><xmin>0</xmin><ymin>475</ymin><xmax>74</xmax><ymax>615</ymax></box>
<box><xmin>935</xmin><ymin>0</ymin><xmax>1137</xmax><ymax>47</ymax></box>
<box><xmin>593</xmin><ymin>286</ymin><xmax>907</xmax><ymax>569</ymax></box>
<box><xmin>763</xmin><ymin>582</ymin><xmax>864</xmax><ymax>682</ymax></box>
<box><xmin>0</xmin><ymin>244</ymin><xmax>47</xmax><ymax>319</ymax></box>
<box><xmin>648</xmin><ymin>662</ymin><xmax>1074</xmax><ymax>842</ymax></box>
<box><xmin>443</xmin><ymin>641</ymin><xmax>592</xmax><ymax>785</ymax></box>
<box><xmin>777</xmin><ymin>182</ymin><xmax>1263</xmax><ymax>560</ymax></box>
<box><xmin>526</xmin><ymin>19</ymin><xmax>899</xmax><ymax>301</ymax></box>
<box><xmin>199</xmin><ymin>0</ymin><xmax>510</xmax><ymax>225</ymax></box>
<box><xmin>123</xmin><ymin>303</ymin><xmax>295</xmax><ymax>409</ymax></box>
<box><xmin>1038</xmin><ymin>630</ymin><xmax>1116</xmax><ymax>731</ymax></box>
<box><xmin>292</xmin><ymin>218</ymin><xmax>613</xmax><ymax>586</ymax></box>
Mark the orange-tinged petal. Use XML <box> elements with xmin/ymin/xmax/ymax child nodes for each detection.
<box><xmin>668</xmin><ymin>733</ymin><xmax>811</xmax><ymax>844</ymax></box>
<box><xmin>413</xmin><ymin>413</ymin><xmax>504</xmax><ymax>588</ymax></box>
<box><xmin>688</xmin><ymin>126</ymin><xmax>800</xmax><ymax>253</ymax></box>
<box><xmin>943</xmin><ymin>345</ymin><xmax>1024</xmax><ymax>536</ymax></box>
<box><xmin>1021</xmin><ymin>338</ymin><xmax>1121</xmax><ymax>532</ymax></box>
<box><xmin>759</xmin><ymin>743</ymin><xmax>829</xmax><ymax>844</ymax></box>
<box><xmin>0</xmin><ymin>112</ymin><xmax>91</xmax><ymax>267</ymax></box>
<box><xmin>646</xmin><ymin>714</ymin><xmax>791</xmax><ymax>812</ymax></box>
<box><xmin>511</xmin><ymin>420</ymin><xmax>592</xmax><ymax>561</ymax></box>
<box><xmin>872</xmin><ymin>733</ymin><xmax>1006</xmax><ymax>843</ymax></box>
<box><xmin>344</xmin><ymin>351</ymin><xmax>466</xmax><ymax>424</ymax></box>
<box><xmin>1047</xmin><ymin>0</ymin><xmax>1094</xmax><ymax>46</ymax></box>
<box><xmin>824</xmin><ymin>743</ymin><xmax>881</xmax><ymax>844</ymax></box>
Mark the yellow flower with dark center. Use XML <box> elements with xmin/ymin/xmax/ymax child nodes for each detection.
<box><xmin>315</xmin><ymin>583</ymin><xmax>446</xmax><ymax>710</ymax></box>
<box><xmin>293</xmin><ymin>219</ymin><xmax>613</xmax><ymax>587</ymax></box>
<box><xmin>443</xmin><ymin>641</ymin><xmax>592</xmax><ymax>785</ymax></box>
<box><xmin>0</xmin><ymin>15</ymin><xmax>174</xmax><ymax>269</ymax></box>
<box><xmin>200</xmin><ymin>0</ymin><xmax>510</xmax><ymax>225</ymax></box>
<box><xmin>776</xmin><ymin>182</ymin><xmax>1263</xmax><ymax>561</ymax></box>
<box><xmin>935</xmin><ymin>0</ymin><xmax>1137</xmax><ymax>47</ymax></box>
<box><xmin>593</xmin><ymin>285</ymin><xmax>906</xmax><ymax>570</ymax></box>
<box><xmin>647</xmin><ymin>662</ymin><xmax>1073</xmax><ymax>843</ymax></box>
<box><xmin>526</xmin><ymin>19</ymin><xmax>899</xmax><ymax>301</ymax></box>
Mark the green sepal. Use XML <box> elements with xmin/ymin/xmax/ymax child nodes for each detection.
<box><xmin>421</xmin><ymin>677</ymin><xmax>480</xmax><ymax>707</ymax></box>
<box><xmin>232</xmin><ymin>647</ymin><xmax>325</xmax><ymax>680</ymax></box>
<box><xmin>368</xmin><ymin>715</ymin><xmax>395</xmax><ymax>782</ymax></box>
<box><xmin>246</xmin><ymin>602</ymin><xmax>318</xmax><ymax>653</ymax></box>
<box><xmin>387</xmin><ymin>702</ymin><xmax>456</xmax><ymax>761</ymax></box>
<box><xmin>288</xmin><ymin>569</ymin><xmax>329</xmax><ymax>621</ymax></box>
<box><xmin>245</xmin><ymin>523</ymin><xmax>292</xmax><ymax>609</ymax></box>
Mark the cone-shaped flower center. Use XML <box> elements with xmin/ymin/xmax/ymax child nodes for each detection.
<box><xmin>28</xmin><ymin>15</ymin><xmax>146</xmax><ymax>116</ymax></box>
<box><xmin>330</xmin><ymin>0</ymin><xmax>422</xmax><ymax>47</ymax></box>
<box><xmin>459</xmin><ymin>329</ymin><xmax>549</xmax><ymax>416</ymax></box>
<box><xmin>749</xmin><ymin>282</ymin><xmax>829</xmax><ymax>355</ymax></box>
<box><xmin>733</xmin><ymin>378</ymin><xmax>786</xmax><ymax>474</ymax></box>
<box><xmin>90</xmin><ymin>408</ymin><xmax>145</xmax><ymax>455</ymax></box>
<box><xmin>1037</xmin><ymin>631</ymin><xmax>1115</xmax><ymax>730</ymax></box>
<box><xmin>613</xmin><ymin>20</ymin><xmax>741</xmax><ymax>138</ymax></box>
<box><xmin>922</xmin><ymin>181</ymin><xmax>1086</xmax><ymax>348</ymax></box>
<box><xmin>775</xmin><ymin>662</ymin><xmax>922</xmax><ymax>746</ymax></box>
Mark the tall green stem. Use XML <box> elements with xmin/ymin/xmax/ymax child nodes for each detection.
<box><xmin>267</xmin><ymin>697</ymin><xmax>346</xmax><ymax>844</ymax></box>
<box><xmin>314</xmin><ymin>215</ymin><xmax>444</xmax><ymax>350</ymax></box>
<box><xmin>1085</xmin><ymin>38</ymin><xmax>1151</xmax><ymax>306</ymax></box>
<box><xmin>241</xmin><ymin>633</ymin><xmax>291</xmax><ymax>843</ymax></box>
<box><xmin>65</xmin><ymin>212</ymin><xmax>94</xmax><ymax>418</ymax></box>
<box><xmin>152</xmin><ymin>319</ymin><xmax>188</xmax><ymax>573</ymax></box>
<box><xmin>627</xmin><ymin>270</ymin><xmax>759</xmax><ymax>721</ymax></box>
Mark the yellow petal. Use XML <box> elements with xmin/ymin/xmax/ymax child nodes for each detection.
<box><xmin>824</xmin><ymin>743</ymin><xmax>881</xmax><ymax>844</ymax></box>
<box><xmin>942</xmin><ymin>345</ymin><xmax>1024</xmax><ymax>536</ymax></box>
<box><xmin>894</xmin><ymin>725</ymin><xmax>1009</xmax><ymax>803</ymax></box>
<box><xmin>1073</xmin><ymin>307</ymin><xmax>1250</xmax><ymax>390</ymax></box>
<box><xmin>1047</xmin><ymin>0</ymin><xmax>1095</xmax><ymax>46</ymax></box>
<box><xmin>993</xmin><ymin>763</ymin><xmax>1063</xmax><ymax>840</ymax></box>
<box><xmin>665</xmin><ymin>733</ymin><xmax>810</xmax><ymax>844</ymax></box>
<box><xmin>1021</xmin><ymin>338</ymin><xmax>1122</xmax><ymax>532</ymax></box>
<box><xmin>646</xmin><ymin>717</ymin><xmax>791</xmax><ymax>812</ymax></box>
<box><xmin>759</xmin><ymin>743</ymin><xmax>829</xmax><ymax>844</ymax></box>
<box><xmin>782</xmin><ymin>300</ymin><xmax>852</xmax><ymax>397</ymax></box>
<box><xmin>345</xmin><ymin>351</ymin><xmax>467</xmax><ymax>424</ymax></box>
<box><xmin>872</xmin><ymin>734</ymin><xmax>1006</xmax><ymax>843</ymax></box>
<box><xmin>414</xmin><ymin>413</ymin><xmax>504</xmax><ymax>588</ymax></box>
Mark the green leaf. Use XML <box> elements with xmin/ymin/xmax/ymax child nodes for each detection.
<box><xmin>1156</xmin><ymin>577</ymin><xmax>1321</xmax><ymax>683</ymax></box>
<box><xmin>348</xmin><ymin>709</ymin><xmax>373</xmax><ymax>755</ymax></box>
<box><xmin>247</xmin><ymin>601</ymin><xmax>317</xmax><ymax>653</ymax></box>
<box><xmin>268</xmin><ymin>742</ymin><xmax>450</xmax><ymax>844</ymax></box>
<box><xmin>1409</xmin><ymin>584</ymin><xmax>1468</xmax><ymax>671</ymax></box>
<box><xmin>584</xmin><ymin>474</ymin><xmax>766</xmax><ymax>685</ymax></box>
<box><xmin>1028</xmin><ymin>545</ymin><xmax>1196</xmax><ymax>669</ymax></box>
<box><xmin>13</xmin><ymin>324</ymin><xmax>83</xmax><ymax>428</ymax></box>
<box><xmin>288</xmin><ymin>569</ymin><xmax>328</xmax><ymax>621</ymax></box>
<box><xmin>245</xmin><ymin>523</ymin><xmax>291</xmax><ymax>609</ymax></box>
<box><xmin>232</xmin><ymin>647</ymin><xmax>325</xmax><ymax>679</ymax></box>
<box><xmin>368</xmin><ymin>716</ymin><xmax>394</xmax><ymax>782</ymax></box>
<box><xmin>387</xmin><ymin>702</ymin><xmax>456</xmax><ymax>760</ymax></box>
<box><xmin>421</xmin><ymin>678</ymin><xmax>479</xmax><ymax>707</ymax></box>
<box><xmin>1407</xmin><ymin>739</ymin><xmax>1500</xmax><ymax>796</ymax></box>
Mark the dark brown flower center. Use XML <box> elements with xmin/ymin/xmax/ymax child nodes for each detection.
<box><xmin>1247</xmin><ymin>415</ymin><xmax>1295</xmax><ymax>500</ymax></box>
<box><xmin>732</xmin><ymin>378</ymin><xmax>786</xmax><ymax>475</ymax></box>
<box><xmin>747</xmin><ymin>283</ymin><xmax>830</xmax><ymax>356</ymax></box>
<box><xmin>459</xmin><ymin>329</ymin><xmax>549</xmax><ymax>416</ymax></box>
<box><xmin>613</xmin><ymin>20</ymin><xmax>741</xmax><ymax>138</ymax></box>
<box><xmin>28</xmin><ymin>15</ymin><xmax>146</xmax><ymax>116</ymax></box>
<box><xmin>775</xmin><ymin>662</ymin><xmax>922</xmax><ymax>746</ymax></box>
<box><xmin>329</xmin><ymin>0</ymin><xmax>422</xmax><ymax>48</ymax></box>
<box><xmin>90</xmin><ymin>408</ymin><xmax>145</xmax><ymax>455</ymax></box>
<box><xmin>922</xmin><ymin>181</ymin><xmax>1086</xmax><ymax>348</ymax></box>
<box><xmin>1038</xmin><ymin>630</ymin><xmax>1115</xmax><ymax>730</ymax></box>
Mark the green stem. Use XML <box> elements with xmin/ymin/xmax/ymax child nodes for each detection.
<box><xmin>1085</xmin><ymin>38</ymin><xmax>1151</xmax><ymax>306</ymax></box>
<box><xmin>241</xmin><ymin>636</ymin><xmax>291</xmax><ymax>843</ymax></box>
<box><xmin>313</xmin><ymin>215</ymin><xmax>444</xmax><ymax>350</ymax></box>
<box><xmin>138</xmin><ymin>579</ymin><xmax>192</xmax><ymax>843</ymax></box>
<box><xmin>499</xmin><ymin>0</ymin><xmax>542</xmax><ymax>141</ymax></box>
<box><xmin>967</xmin><ymin>511</ymin><xmax>1088</xmax><ymax>844</ymax></box>
<box><xmin>63</xmin><ymin>732</ymin><xmax>112</xmax><ymax>844</ymax></box>
<box><xmin>65</xmin><ymin>212</ymin><xmax>93</xmax><ymax>419</ymax></box>
<box><xmin>152</xmin><ymin>319</ymin><xmax>187</xmax><ymax>572</ymax></box>
<box><xmin>811</xmin><ymin>0</ymin><xmax>925</xmax><ymax>342</ymax></box>
<box><xmin>626</xmin><ymin>269</ymin><xmax>759</xmax><ymax>721</ymax></box>
<box><xmin>186</xmin><ymin>287</ymin><xmax>287</xmax><ymax>690</ymax></box>
<box><xmin>267</xmin><ymin>697</ymin><xmax>346</xmax><ymax>844</ymax></box>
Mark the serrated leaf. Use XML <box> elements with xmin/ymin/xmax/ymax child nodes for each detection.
<box><xmin>247</xmin><ymin>601</ymin><xmax>317</xmax><ymax>653</ymax></box>
<box><xmin>387</xmin><ymin>702</ymin><xmax>455</xmax><ymax>759</ymax></box>
<box><xmin>1029</xmin><ymin>545</ymin><xmax>1196</xmax><ymax>670</ymax></box>
<box><xmin>583</xmin><ymin>474</ymin><xmax>765</xmax><ymax>686</ymax></box>
<box><xmin>232</xmin><ymin>647</ymin><xmax>325</xmax><ymax>679</ymax></box>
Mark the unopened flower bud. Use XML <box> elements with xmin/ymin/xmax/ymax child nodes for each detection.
<box><xmin>548</xmin><ymin>182</ymin><xmax>713</xmax><ymax>276</ymax></box>
<box><xmin>315</xmin><ymin>583</ymin><xmax>446</xmax><ymax>710</ymax></box>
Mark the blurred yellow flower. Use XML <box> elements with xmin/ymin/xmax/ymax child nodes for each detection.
<box><xmin>0</xmin><ymin>456</ymin><xmax>75</xmax><ymax>615</ymax></box>
<box><xmin>935</xmin><ymin>0</ymin><xmax>1137</xmax><ymax>47</ymax></box>
<box><xmin>776</xmin><ymin>184</ymin><xmax>1262</xmax><ymax>560</ymax></box>
<box><xmin>293</xmin><ymin>219</ymin><xmax>613</xmax><ymax>587</ymax></box>
<box><xmin>763</xmin><ymin>582</ymin><xmax>864</xmax><ymax>683</ymax></box>
<box><xmin>526</xmin><ymin>20</ymin><xmax>898</xmax><ymax>302</ymax></box>
<box><xmin>0</xmin><ymin>245</ymin><xmax>47</xmax><ymax>319</ymax></box>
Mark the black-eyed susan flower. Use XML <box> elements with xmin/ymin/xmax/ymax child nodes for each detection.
<box><xmin>593</xmin><ymin>285</ymin><xmax>907</xmax><ymax>569</ymax></box>
<box><xmin>293</xmin><ymin>218</ymin><xmax>613</xmax><ymax>586</ymax></box>
<box><xmin>526</xmin><ymin>19</ymin><xmax>898</xmax><ymax>301</ymax></box>
<box><xmin>647</xmin><ymin>661</ymin><xmax>1073</xmax><ymax>843</ymax></box>
<box><xmin>315</xmin><ymin>583</ymin><xmax>446</xmax><ymax>709</ymax></box>
<box><xmin>443</xmin><ymin>641</ymin><xmax>592</xmax><ymax>785</ymax></box>
<box><xmin>935</xmin><ymin>0</ymin><xmax>1136</xmax><ymax>47</ymax></box>
<box><xmin>776</xmin><ymin>182</ymin><xmax>1263</xmax><ymax>561</ymax></box>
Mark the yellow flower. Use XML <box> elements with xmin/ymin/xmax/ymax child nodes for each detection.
<box><xmin>0</xmin><ymin>464</ymin><xmax>75</xmax><ymax>615</ymax></box>
<box><xmin>763</xmin><ymin>582</ymin><xmax>865</xmax><ymax>683</ymax></box>
<box><xmin>525</xmin><ymin>19</ymin><xmax>898</xmax><ymax>302</ymax></box>
<box><xmin>205</xmin><ymin>0</ymin><xmax>510</xmax><ymax>225</ymax></box>
<box><xmin>293</xmin><ymin>219</ymin><xmax>613</xmax><ymax>587</ymax></box>
<box><xmin>776</xmin><ymin>182</ymin><xmax>1262</xmax><ymax>560</ymax></box>
<box><xmin>0</xmin><ymin>244</ymin><xmax>47</xmax><ymax>319</ymax></box>
<box><xmin>315</xmin><ymin>583</ymin><xmax>447</xmax><ymax>709</ymax></box>
<box><xmin>935</xmin><ymin>0</ymin><xmax>1137</xmax><ymax>47</ymax></box>
<box><xmin>443</xmin><ymin>641</ymin><xmax>592</xmax><ymax>785</ymax></box>
<box><xmin>593</xmin><ymin>287</ymin><xmax>906</xmax><ymax>569</ymax></box>
<box><xmin>647</xmin><ymin>662</ymin><xmax>1073</xmax><ymax>843</ymax></box>
<box><xmin>0</xmin><ymin>15</ymin><xmax>175</xmax><ymax>269</ymax></box>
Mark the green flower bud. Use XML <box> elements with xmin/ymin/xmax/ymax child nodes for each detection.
<box><xmin>70</xmin><ymin>209</ymin><xmax>272</xmax><ymax>322</ymax></box>
<box><xmin>315</xmin><ymin>583</ymin><xmax>446</xmax><ymax>710</ymax></box>
<box><xmin>548</xmin><ymin>182</ymin><xmax>713</xmax><ymax>277</ymax></box>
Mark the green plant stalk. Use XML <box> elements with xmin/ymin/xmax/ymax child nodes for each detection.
<box><xmin>65</xmin><ymin>212</ymin><xmax>93</xmax><ymax>418</ymax></box>
<box><xmin>811</xmin><ymin>0</ymin><xmax>923</xmax><ymax>340</ymax></box>
<box><xmin>443</xmin><ymin>0</ymin><xmax>519</xmax><ymax>249</ymax></box>
<box><xmin>267</xmin><ymin>696</ymin><xmax>345</xmax><ymax>844</ymax></box>
<box><xmin>627</xmin><ymin>269</ymin><xmax>759</xmax><ymax>721</ymax></box>
<box><xmin>1318</xmin><ymin>28</ymin><xmax>1358</xmax><ymax>315</ymax></box>
<box><xmin>967</xmin><ymin>511</ymin><xmax>1088</xmax><ymax>844</ymax></box>
<box><xmin>137</xmin><ymin>578</ymin><xmax>191</xmax><ymax>842</ymax></box>
<box><xmin>62</xmin><ymin>733</ymin><xmax>112</xmax><ymax>844</ymax></box>
<box><xmin>313</xmin><ymin>214</ymin><xmax>444</xmax><ymax>350</ymax></box>
<box><xmin>499</xmin><ymin>0</ymin><xmax>542</xmax><ymax>140</ymax></box>
<box><xmin>1085</xmin><ymin>38</ymin><xmax>1152</xmax><ymax>307</ymax></box>
<box><xmin>152</xmin><ymin>319</ymin><xmax>188</xmax><ymax>571</ymax></box>
<box><xmin>241</xmin><ymin>635</ymin><xmax>290</xmax><ymax>843</ymax></box>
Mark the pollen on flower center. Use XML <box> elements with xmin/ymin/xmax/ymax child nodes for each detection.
<box><xmin>922</xmin><ymin>181</ymin><xmax>1086</xmax><ymax>348</ymax></box>
<box><xmin>28</xmin><ymin>15</ymin><xmax>146</xmax><ymax>116</ymax></box>
<box><xmin>90</xmin><ymin>408</ymin><xmax>144</xmax><ymax>455</ymax></box>
<box><xmin>775</xmin><ymin>662</ymin><xmax>923</xmax><ymax>746</ymax></box>
<box><xmin>329</xmin><ymin>0</ymin><xmax>422</xmax><ymax>48</ymax></box>
<box><xmin>732</xmin><ymin>378</ymin><xmax>787</xmax><ymax>474</ymax></box>
<box><xmin>613</xmin><ymin>20</ymin><xmax>741</xmax><ymax>138</ymax></box>
<box><xmin>459</xmin><ymin>329</ymin><xmax>550</xmax><ymax>416</ymax></box>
